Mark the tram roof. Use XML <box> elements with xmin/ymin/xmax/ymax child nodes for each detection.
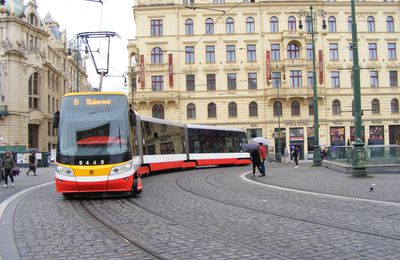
<box><xmin>139</xmin><ymin>115</ymin><xmax>185</xmax><ymax>128</ymax></box>
<box><xmin>64</xmin><ymin>91</ymin><xmax>127</xmax><ymax>97</ymax></box>
<box><xmin>187</xmin><ymin>124</ymin><xmax>245</xmax><ymax>133</ymax></box>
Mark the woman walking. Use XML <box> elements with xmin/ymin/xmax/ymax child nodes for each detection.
<box><xmin>1</xmin><ymin>151</ymin><xmax>15</xmax><ymax>187</ymax></box>
<box><xmin>250</xmin><ymin>148</ymin><xmax>263</xmax><ymax>177</ymax></box>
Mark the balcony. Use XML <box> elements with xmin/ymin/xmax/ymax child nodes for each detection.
<box><xmin>284</xmin><ymin>58</ymin><xmax>307</xmax><ymax>68</ymax></box>
<box><xmin>266</xmin><ymin>87</ymin><xmax>324</xmax><ymax>101</ymax></box>
<box><xmin>133</xmin><ymin>90</ymin><xmax>179</xmax><ymax>103</ymax></box>
<box><xmin>0</xmin><ymin>105</ymin><xmax>8</xmax><ymax>116</ymax></box>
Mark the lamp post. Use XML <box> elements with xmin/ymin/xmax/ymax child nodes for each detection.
<box><xmin>297</xmin><ymin>6</ymin><xmax>326</xmax><ymax>166</ymax></box>
<box><xmin>273</xmin><ymin>66</ymin><xmax>282</xmax><ymax>162</ymax></box>
<box><xmin>350</xmin><ymin>0</ymin><xmax>367</xmax><ymax>176</ymax></box>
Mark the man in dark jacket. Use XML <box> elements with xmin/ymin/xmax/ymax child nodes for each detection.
<box><xmin>26</xmin><ymin>152</ymin><xmax>37</xmax><ymax>176</ymax></box>
<box><xmin>2</xmin><ymin>151</ymin><xmax>15</xmax><ymax>187</ymax></box>
<box><xmin>250</xmin><ymin>149</ymin><xmax>263</xmax><ymax>177</ymax></box>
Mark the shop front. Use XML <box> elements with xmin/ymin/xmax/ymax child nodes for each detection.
<box><xmin>289</xmin><ymin>127</ymin><xmax>304</xmax><ymax>160</ymax></box>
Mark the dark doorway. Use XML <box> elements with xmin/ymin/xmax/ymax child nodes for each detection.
<box><xmin>28</xmin><ymin>124</ymin><xmax>39</xmax><ymax>149</ymax></box>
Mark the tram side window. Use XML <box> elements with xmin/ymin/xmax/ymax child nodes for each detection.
<box><xmin>188</xmin><ymin>129</ymin><xmax>246</xmax><ymax>153</ymax></box>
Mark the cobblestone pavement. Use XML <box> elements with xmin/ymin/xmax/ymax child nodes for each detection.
<box><xmin>1</xmin><ymin>163</ymin><xmax>400</xmax><ymax>259</ymax></box>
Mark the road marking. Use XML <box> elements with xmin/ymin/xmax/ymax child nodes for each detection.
<box><xmin>240</xmin><ymin>172</ymin><xmax>400</xmax><ymax>207</ymax></box>
<box><xmin>0</xmin><ymin>181</ymin><xmax>54</xmax><ymax>221</ymax></box>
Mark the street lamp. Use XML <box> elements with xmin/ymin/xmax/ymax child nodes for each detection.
<box><xmin>297</xmin><ymin>6</ymin><xmax>326</xmax><ymax>166</ymax></box>
<box><xmin>273</xmin><ymin>66</ymin><xmax>282</xmax><ymax>162</ymax></box>
<box><xmin>350</xmin><ymin>0</ymin><xmax>367</xmax><ymax>176</ymax></box>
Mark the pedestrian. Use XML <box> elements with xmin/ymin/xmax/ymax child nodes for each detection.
<box><xmin>26</xmin><ymin>152</ymin><xmax>37</xmax><ymax>176</ymax></box>
<box><xmin>250</xmin><ymin>148</ymin><xmax>263</xmax><ymax>177</ymax></box>
<box><xmin>292</xmin><ymin>146</ymin><xmax>300</xmax><ymax>168</ymax></box>
<box><xmin>1</xmin><ymin>151</ymin><xmax>16</xmax><ymax>187</ymax></box>
<box><xmin>258</xmin><ymin>143</ymin><xmax>267</xmax><ymax>176</ymax></box>
<box><xmin>283</xmin><ymin>146</ymin><xmax>289</xmax><ymax>163</ymax></box>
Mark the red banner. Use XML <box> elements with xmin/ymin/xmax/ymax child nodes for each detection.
<box><xmin>318</xmin><ymin>50</ymin><xmax>323</xmax><ymax>85</ymax></box>
<box><xmin>168</xmin><ymin>54</ymin><xmax>173</xmax><ymax>87</ymax></box>
<box><xmin>140</xmin><ymin>55</ymin><xmax>145</xmax><ymax>89</ymax></box>
<box><xmin>266</xmin><ymin>51</ymin><xmax>271</xmax><ymax>85</ymax></box>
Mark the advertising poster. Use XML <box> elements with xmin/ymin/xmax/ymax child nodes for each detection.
<box><xmin>330</xmin><ymin>126</ymin><xmax>345</xmax><ymax>146</ymax></box>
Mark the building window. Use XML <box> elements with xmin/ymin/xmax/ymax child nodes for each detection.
<box><xmin>213</xmin><ymin>0</ymin><xmax>225</xmax><ymax>3</ymax></box>
<box><xmin>226</xmin><ymin>45</ymin><xmax>236</xmax><ymax>62</ymax></box>
<box><xmin>290</xmin><ymin>70</ymin><xmax>302</xmax><ymax>87</ymax></box>
<box><xmin>307</xmin><ymin>71</ymin><xmax>314</xmax><ymax>88</ymax></box>
<box><xmin>271</xmin><ymin>44</ymin><xmax>280</xmax><ymax>60</ymax></box>
<box><xmin>387</xmin><ymin>16</ymin><xmax>395</xmax><ymax>32</ymax></box>
<box><xmin>270</xmin><ymin>16</ymin><xmax>279</xmax><ymax>32</ymax></box>
<box><xmin>287</xmin><ymin>43</ymin><xmax>300</xmax><ymax>59</ymax></box>
<box><xmin>47</xmin><ymin>95</ymin><xmax>51</xmax><ymax>113</ymax></box>
<box><xmin>207</xmin><ymin>74</ymin><xmax>216</xmax><ymax>91</ymax></box>
<box><xmin>205</xmin><ymin>18</ymin><xmax>214</xmax><ymax>34</ymax></box>
<box><xmin>249</xmin><ymin>102</ymin><xmax>258</xmax><ymax>117</ymax></box>
<box><xmin>348</xmin><ymin>16</ymin><xmax>352</xmax><ymax>33</ymax></box>
<box><xmin>246</xmin><ymin>17</ymin><xmax>255</xmax><ymax>33</ymax></box>
<box><xmin>305</xmin><ymin>16</ymin><xmax>312</xmax><ymax>33</ymax></box>
<box><xmin>309</xmin><ymin>100</ymin><xmax>314</xmax><ymax>116</ymax></box>
<box><xmin>247</xmin><ymin>44</ymin><xmax>256</xmax><ymax>62</ymax></box>
<box><xmin>226</xmin><ymin>17</ymin><xmax>235</xmax><ymax>34</ymax></box>
<box><xmin>151</xmin><ymin>47</ymin><xmax>163</xmax><ymax>64</ymax></box>
<box><xmin>248</xmin><ymin>73</ymin><xmax>257</xmax><ymax>89</ymax></box>
<box><xmin>332</xmin><ymin>100</ymin><xmax>341</xmax><ymax>115</ymax></box>
<box><xmin>28</xmin><ymin>72</ymin><xmax>40</xmax><ymax>109</ymax></box>
<box><xmin>371</xmin><ymin>99</ymin><xmax>380</xmax><ymax>114</ymax></box>
<box><xmin>150</xmin><ymin>19</ymin><xmax>163</xmax><ymax>36</ymax></box>
<box><xmin>369</xmin><ymin>43</ymin><xmax>378</xmax><ymax>60</ymax></box>
<box><xmin>187</xmin><ymin>103</ymin><xmax>196</xmax><ymax>119</ymax></box>
<box><xmin>208</xmin><ymin>103</ymin><xmax>217</xmax><ymax>118</ymax></box>
<box><xmin>306</xmin><ymin>43</ymin><xmax>313</xmax><ymax>60</ymax></box>
<box><xmin>151</xmin><ymin>76</ymin><xmax>164</xmax><ymax>91</ymax></box>
<box><xmin>367</xmin><ymin>16</ymin><xmax>375</xmax><ymax>32</ymax></box>
<box><xmin>185</xmin><ymin>19</ymin><xmax>194</xmax><ymax>35</ymax></box>
<box><xmin>228</xmin><ymin>102</ymin><xmax>237</xmax><ymax>117</ymax></box>
<box><xmin>152</xmin><ymin>104</ymin><xmax>164</xmax><ymax>119</ymax></box>
<box><xmin>328</xmin><ymin>16</ymin><xmax>336</xmax><ymax>32</ymax></box>
<box><xmin>389</xmin><ymin>71</ymin><xmax>398</xmax><ymax>87</ymax></box>
<box><xmin>291</xmin><ymin>100</ymin><xmax>300</xmax><ymax>116</ymax></box>
<box><xmin>273</xmin><ymin>101</ymin><xmax>282</xmax><ymax>116</ymax></box>
<box><xmin>186</xmin><ymin>75</ymin><xmax>195</xmax><ymax>91</ymax></box>
<box><xmin>206</xmin><ymin>45</ymin><xmax>215</xmax><ymax>63</ymax></box>
<box><xmin>185</xmin><ymin>46</ymin><xmax>195</xmax><ymax>64</ymax></box>
<box><xmin>28</xmin><ymin>13</ymin><xmax>39</xmax><ymax>27</ymax></box>
<box><xmin>272</xmin><ymin>72</ymin><xmax>281</xmax><ymax>88</ymax></box>
<box><xmin>329</xmin><ymin>43</ymin><xmax>339</xmax><ymax>60</ymax></box>
<box><xmin>227</xmin><ymin>73</ymin><xmax>237</xmax><ymax>90</ymax></box>
<box><xmin>370</xmin><ymin>71</ymin><xmax>379</xmax><ymax>87</ymax></box>
<box><xmin>288</xmin><ymin>16</ymin><xmax>296</xmax><ymax>31</ymax></box>
<box><xmin>391</xmin><ymin>98</ymin><xmax>399</xmax><ymax>113</ymax></box>
<box><xmin>388</xmin><ymin>43</ymin><xmax>396</xmax><ymax>60</ymax></box>
<box><xmin>331</xmin><ymin>71</ymin><xmax>340</xmax><ymax>88</ymax></box>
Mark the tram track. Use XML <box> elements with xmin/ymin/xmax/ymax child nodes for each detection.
<box><xmin>79</xmin><ymin>200</ymin><xmax>167</xmax><ymax>260</ymax></box>
<box><xmin>177</xmin><ymin>172</ymin><xmax>400</xmax><ymax>242</ymax></box>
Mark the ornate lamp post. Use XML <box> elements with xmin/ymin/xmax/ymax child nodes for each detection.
<box><xmin>350</xmin><ymin>0</ymin><xmax>367</xmax><ymax>176</ymax></box>
<box><xmin>273</xmin><ymin>66</ymin><xmax>282</xmax><ymax>162</ymax></box>
<box><xmin>297</xmin><ymin>6</ymin><xmax>326</xmax><ymax>166</ymax></box>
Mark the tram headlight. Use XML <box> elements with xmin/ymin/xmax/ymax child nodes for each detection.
<box><xmin>56</xmin><ymin>165</ymin><xmax>74</xmax><ymax>176</ymax></box>
<box><xmin>110</xmin><ymin>161</ymin><xmax>133</xmax><ymax>176</ymax></box>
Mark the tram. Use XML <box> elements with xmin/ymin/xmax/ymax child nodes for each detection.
<box><xmin>53</xmin><ymin>92</ymin><xmax>250</xmax><ymax>197</ymax></box>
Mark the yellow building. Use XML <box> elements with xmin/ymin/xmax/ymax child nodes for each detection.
<box><xmin>129</xmin><ymin>0</ymin><xmax>400</xmax><ymax>159</ymax></box>
<box><xmin>0</xmin><ymin>0</ymin><xmax>90</xmax><ymax>152</ymax></box>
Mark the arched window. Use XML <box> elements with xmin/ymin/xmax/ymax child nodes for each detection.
<box><xmin>28</xmin><ymin>13</ymin><xmax>39</xmax><ymax>27</ymax></box>
<box><xmin>28</xmin><ymin>72</ymin><xmax>40</xmax><ymax>109</ymax></box>
<box><xmin>228</xmin><ymin>102</ymin><xmax>237</xmax><ymax>117</ymax></box>
<box><xmin>332</xmin><ymin>100</ymin><xmax>341</xmax><ymax>115</ymax></box>
<box><xmin>391</xmin><ymin>98</ymin><xmax>399</xmax><ymax>113</ymax></box>
<box><xmin>287</xmin><ymin>43</ymin><xmax>300</xmax><ymax>59</ymax></box>
<box><xmin>249</xmin><ymin>102</ymin><xmax>258</xmax><ymax>117</ymax></box>
<box><xmin>371</xmin><ymin>99</ymin><xmax>380</xmax><ymax>114</ymax></box>
<box><xmin>288</xmin><ymin>16</ymin><xmax>296</xmax><ymax>31</ymax></box>
<box><xmin>187</xmin><ymin>103</ymin><xmax>196</xmax><ymax>119</ymax></box>
<box><xmin>387</xmin><ymin>16</ymin><xmax>395</xmax><ymax>33</ymax></box>
<box><xmin>270</xmin><ymin>16</ymin><xmax>279</xmax><ymax>32</ymax></box>
<box><xmin>291</xmin><ymin>100</ymin><xmax>300</xmax><ymax>116</ymax></box>
<box><xmin>367</xmin><ymin>16</ymin><xmax>375</xmax><ymax>32</ymax></box>
<box><xmin>308</xmin><ymin>100</ymin><xmax>314</xmax><ymax>116</ymax></box>
<box><xmin>185</xmin><ymin>18</ymin><xmax>194</xmax><ymax>35</ymax></box>
<box><xmin>208</xmin><ymin>103</ymin><xmax>217</xmax><ymax>118</ymax></box>
<box><xmin>246</xmin><ymin>17</ymin><xmax>255</xmax><ymax>33</ymax></box>
<box><xmin>205</xmin><ymin>18</ymin><xmax>214</xmax><ymax>34</ymax></box>
<box><xmin>226</xmin><ymin>17</ymin><xmax>235</xmax><ymax>34</ymax></box>
<box><xmin>151</xmin><ymin>47</ymin><xmax>163</xmax><ymax>64</ymax></box>
<box><xmin>273</xmin><ymin>101</ymin><xmax>282</xmax><ymax>116</ymax></box>
<box><xmin>348</xmin><ymin>16</ymin><xmax>352</xmax><ymax>33</ymax></box>
<box><xmin>328</xmin><ymin>16</ymin><xmax>336</xmax><ymax>33</ymax></box>
<box><xmin>152</xmin><ymin>104</ymin><xmax>164</xmax><ymax>119</ymax></box>
<box><xmin>305</xmin><ymin>16</ymin><xmax>312</xmax><ymax>33</ymax></box>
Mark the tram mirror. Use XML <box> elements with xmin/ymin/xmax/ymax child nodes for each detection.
<box><xmin>53</xmin><ymin>111</ymin><xmax>60</xmax><ymax>128</ymax></box>
<box><xmin>129</xmin><ymin>109</ymin><xmax>136</xmax><ymax>126</ymax></box>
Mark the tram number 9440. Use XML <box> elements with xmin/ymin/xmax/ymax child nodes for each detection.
<box><xmin>78</xmin><ymin>160</ymin><xmax>105</xmax><ymax>166</ymax></box>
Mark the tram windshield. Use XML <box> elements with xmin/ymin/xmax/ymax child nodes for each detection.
<box><xmin>58</xmin><ymin>95</ymin><xmax>130</xmax><ymax>159</ymax></box>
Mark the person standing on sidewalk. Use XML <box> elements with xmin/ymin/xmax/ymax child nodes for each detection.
<box><xmin>292</xmin><ymin>146</ymin><xmax>300</xmax><ymax>168</ymax></box>
<box><xmin>26</xmin><ymin>152</ymin><xmax>37</xmax><ymax>176</ymax></box>
<box><xmin>250</xmin><ymin>148</ymin><xmax>262</xmax><ymax>177</ymax></box>
<box><xmin>1</xmin><ymin>151</ymin><xmax>15</xmax><ymax>187</ymax></box>
<box><xmin>258</xmin><ymin>143</ymin><xmax>267</xmax><ymax>176</ymax></box>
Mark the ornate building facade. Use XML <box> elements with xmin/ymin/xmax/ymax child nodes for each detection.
<box><xmin>129</xmin><ymin>0</ymin><xmax>400</xmax><ymax>159</ymax></box>
<box><xmin>0</xmin><ymin>0</ymin><xmax>90</xmax><ymax>152</ymax></box>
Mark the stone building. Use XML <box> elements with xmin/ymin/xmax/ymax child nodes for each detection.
<box><xmin>0</xmin><ymin>0</ymin><xmax>90</xmax><ymax>152</ymax></box>
<box><xmin>128</xmin><ymin>0</ymin><xmax>400</xmax><ymax>159</ymax></box>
